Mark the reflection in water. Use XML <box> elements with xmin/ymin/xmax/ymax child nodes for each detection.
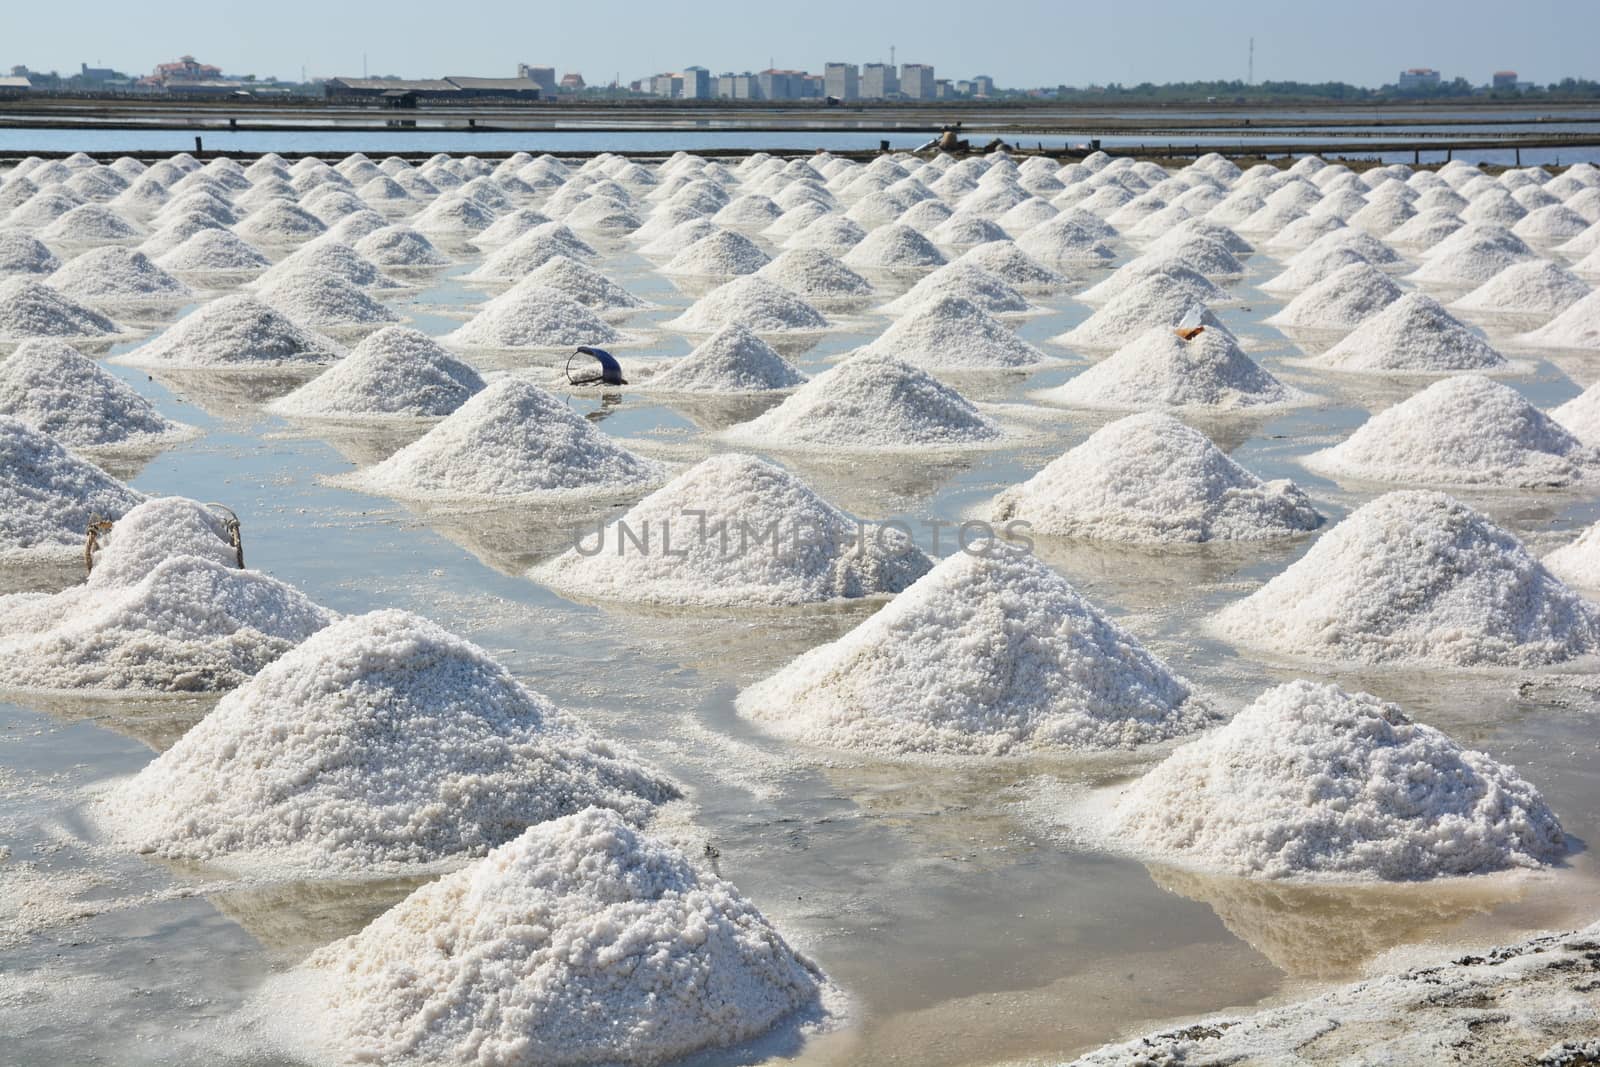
<box><xmin>303</xmin><ymin>421</ymin><xmax>434</xmax><ymax>468</ymax></box>
<box><xmin>418</xmin><ymin>498</ymin><xmax>638</xmax><ymax>576</ymax></box>
<box><xmin>207</xmin><ymin>874</ymin><xmax>432</xmax><ymax>951</ymax></box>
<box><xmin>664</xmin><ymin>393</ymin><xmax>786</xmax><ymax>433</ymax></box>
<box><xmin>1146</xmin><ymin>862</ymin><xmax>1524</xmax><ymax>978</ymax></box>
<box><xmin>774</xmin><ymin>451</ymin><xmax>978</xmax><ymax>520</ymax></box>
<box><xmin>148</xmin><ymin>370</ymin><xmax>315</xmax><ymax>421</ymax></box>
<box><xmin>7</xmin><ymin>690</ymin><xmax>216</xmax><ymax>752</ymax></box>
<box><xmin>1028</xmin><ymin>533</ymin><xmax>1307</xmax><ymax>615</ymax></box>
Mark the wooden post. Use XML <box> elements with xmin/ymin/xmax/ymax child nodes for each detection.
<box><xmin>1516</xmin><ymin>147</ymin><xmax>1522</xmax><ymax>166</ymax></box>
<box><xmin>194</xmin><ymin>135</ymin><xmax>203</xmax><ymax>154</ymax></box>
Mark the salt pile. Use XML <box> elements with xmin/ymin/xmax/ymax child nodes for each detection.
<box><xmin>1038</xmin><ymin>327</ymin><xmax>1303</xmax><ymax>411</ymax></box>
<box><xmin>1304</xmin><ymin>375</ymin><xmax>1596</xmax><ymax>488</ymax></box>
<box><xmin>1512</xmin><ymin>203</ymin><xmax>1591</xmax><ymax>244</ymax></box>
<box><xmin>929</xmin><ymin>212</ymin><xmax>1010</xmax><ymax>248</ymax></box>
<box><xmin>37</xmin><ymin>203</ymin><xmax>142</xmax><ymax>244</ymax></box>
<box><xmin>666</xmin><ymin>277</ymin><xmax>829</xmax><ymax>334</ymax></box>
<box><xmin>1409</xmin><ymin>224</ymin><xmax>1535</xmax><ymax>287</ymax></box>
<box><xmin>1385</xmin><ymin>206</ymin><xmax>1466</xmax><ymax>248</ymax></box>
<box><xmin>354</xmin><ymin>226</ymin><xmax>449</xmax><ymax>268</ymax></box>
<box><xmin>1259</xmin><ymin>245</ymin><xmax>1372</xmax><ymax>294</ymax></box>
<box><xmin>533</xmin><ymin>454</ymin><xmax>931</xmax><ymax>607</ymax></box>
<box><xmin>662</xmin><ymin>229</ymin><xmax>771</xmax><ymax>276</ymax></box>
<box><xmin>290</xmin><ymin>807</ymin><xmax>829</xmax><ymax>1067</ymax></box>
<box><xmin>736</xmin><ymin>542</ymin><xmax>1213</xmax><ymax>756</ymax></box>
<box><xmin>0</xmin><ymin>231</ymin><xmax>61</xmax><ymax>276</ymax></box>
<box><xmin>409</xmin><ymin>194</ymin><xmax>496</xmax><ymax>237</ymax></box>
<box><xmin>0</xmin><ymin>552</ymin><xmax>333</xmax><ymax>692</ymax></box>
<box><xmin>1452</xmin><ymin>260</ymin><xmax>1590</xmax><ymax>319</ymax></box>
<box><xmin>1212</xmin><ymin>490</ymin><xmax>1600</xmax><ymax>667</ymax></box>
<box><xmin>104</xmin><ymin>610</ymin><xmax>675</xmax><ymax>869</ymax></box>
<box><xmin>0</xmin><ymin>417</ymin><xmax>143</xmax><ymax>565</ymax></box>
<box><xmin>0</xmin><ymin>278</ymin><xmax>120</xmax><ymax>341</ymax></box>
<box><xmin>840</xmin><ymin>224</ymin><xmax>947</xmax><ymax>270</ymax></box>
<box><xmin>1107</xmin><ymin>680</ymin><xmax>1566</xmax><ymax>880</ymax></box>
<box><xmin>269</xmin><ymin>327</ymin><xmax>483</xmax><ymax>421</ymax></box>
<box><xmin>527</xmin><ymin>256</ymin><xmax>649</xmax><ymax>313</ymax></box>
<box><xmin>954</xmin><ymin>240</ymin><xmax>1065</xmax><ymax>292</ymax></box>
<box><xmin>257</xmin><ymin>241</ymin><xmax>401</xmax><ymax>291</ymax></box>
<box><xmin>1553</xmin><ymin>379</ymin><xmax>1600</xmax><ymax>445</ymax></box>
<box><xmin>1544</xmin><ymin>521</ymin><xmax>1600</xmax><ymax>590</ymax></box>
<box><xmin>112</xmin><ymin>294</ymin><xmax>344</xmax><ymax>370</ymax></box>
<box><xmin>1014</xmin><ymin>213</ymin><xmax>1116</xmax><ymax>265</ymax></box>
<box><xmin>858</xmin><ymin>294</ymin><xmax>1048</xmax><ymax>370</ymax></box>
<box><xmin>469</xmin><ymin>231</ymin><xmax>585</xmax><ymax>281</ymax></box>
<box><xmin>253</xmin><ymin>271</ymin><xmax>399</xmax><ymax>329</ymax></box>
<box><xmin>233</xmin><ymin>200</ymin><xmax>327</xmax><ymax>243</ymax></box>
<box><xmin>783</xmin><ymin>215</ymin><xmax>867</xmax><ymax>255</ymax></box>
<box><xmin>1076</xmin><ymin>261</ymin><xmax>1228</xmax><ymax>307</ymax></box>
<box><xmin>339</xmin><ymin>378</ymin><xmax>665</xmax><ymax>504</ymax></box>
<box><xmin>154</xmin><ymin>229</ymin><xmax>270</xmax><ymax>273</ymax></box>
<box><xmin>647</xmin><ymin>323</ymin><xmax>807</xmax><ymax>393</ymax></box>
<box><xmin>443</xmin><ymin>284</ymin><xmax>621</xmax><ymax>349</ymax></box>
<box><xmin>1515</xmin><ymin>290</ymin><xmax>1600</xmax><ymax>349</ymax></box>
<box><xmin>991</xmin><ymin>413</ymin><xmax>1321</xmax><ymax>543</ymax></box>
<box><xmin>754</xmin><ymin>248</ymin><xmax>874</xmax><ymax>301</ymax></box>
<box><xmin>1265</xmin><ymin>262</ymin><xmax>1402</xmax><ymax>332</ymax></box>
<box><xmin>80</xmin><ymin>497</ymin><xmax>240</xmax><ymax>591</ymax></box>
<box><xmin>1310</xmin><ymin>292</ymin><xmax>1508</xmax><ymax>374</ymax></box>
<box><xmin>721</xmin><ymin>352</ymin><xmax>1002</xmax><ymax>452</ymax></box>
<box><xmin>47</xmin><ymin>247</ymin><xmax>192</xmax><ymax>304</ymax></box>
<box><xmin>881</xmin><ymin>263</ymin><xmax>1031</xmax><ymax>316</ymax></box>
<box><xmin>0</xmin><ymin>340</ymin><xmax>193</xmax><ymax>451</ymax></box>
<box><xmin>1055</xmin><ymin>276</ymin><xmax>1236</xmax><ymax>350</ymax></box>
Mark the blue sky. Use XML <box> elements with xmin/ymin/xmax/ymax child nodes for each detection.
<box><xmin>5</xmin><ymin>0</ymin><xmax>1597</xmax><ymax>87</ymax></box>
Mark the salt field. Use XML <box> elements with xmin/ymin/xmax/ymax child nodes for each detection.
<box><xmin>5</xmin><ymin>144</ymin><xmax>1600</xmax><ymax>1067</ymax></box>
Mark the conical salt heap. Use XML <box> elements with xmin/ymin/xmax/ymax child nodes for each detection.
<box><xmin>253</xmin><ymin>270</ymin><xmax>399</xmax><ymax>329</ymax></box>
<box><xmin>647</xmin><ymin>323</ymin><xmax>807</xmax><ymax>393</ymax></box>
<box><xmin>0</xmin><ymin>551</ymin><xmax>333</xmax><ymax>692</ymax></box>
<box><xmin>754</xmin><ymin>248</ymin><xmax>874</xmax><ymax>302</ymax></box>
<box><xmin>1304</xmin><ymin>375</ymin><xmax>1597</xmax><ymax>488</ymax></box>
<box><xmin>1309</xmin><ymin>292</ymin><xmax>1508</xmax><ymax>375</ymax></box>
<box><xmin>661</xmin><ymin>228</ymin><xmax>771</xmax><ymax>276</ymax></box>
<box><xmin>354</xmin><ymin>225</ymin><xmax>449</xmax><ymax>268</ymax></box>
<box><xmin>1452</xmin><ymin>261</ymin><xmax>1590</xmax><ymax>321</ymax></box>
<box><xmin>0</xmin><ymin>417</ymin><xmax>143</xmax><ymax>565</ymax></box>
<box><xmin>1515</xmin><ymin>290</ymin><xmax>1600</xmax><ymax>350</ymax></box>
<box><xmin>269</xmin><ymin>327</ymin><xmax>484</xmax><ymax>421</ymax></box>
<box><xmin>46</xmin><ymin>247</ymin><xmax>192</xmax><ymax>304</ymax></box>
<box><xmin>289</xmin><ymin>807</ymin><xmax>831</xmax><ymax>1067</ymax></box>
<box><xmin>1055</xmin><ymin>275</ymin><xmax>1236</xmax><ymax>350</ymax></box>
<box><xmin>1212</xmin><ymin>490</ymin><xmax>1600</xmax><ymax>667</ymax></box>
<box><xmin>881</xmin><ymin>262</ymin><xmax>1032</xmax><ymax>316</ymax></box>
<box><xmin>0</xmin><ymin>278</ymin><xmax>120</xmax><ymax>341</ymax></box>
<box><xmin>443</xmin><ymin>284</ymin><xmax>621</xmax><ymax>350</ymax></box>
<box><xmin>721</xmin><ymin>351</ymin><xmax>1002</xmax><ymax>452</ymax></box>
<box><xmin>1408</xmin><ymin>223</ymin><xmax>1535</xmax><ymax>288</ymax></box>
<box><xmin>736</xmin><ymin>542</ymin><xmax>1215</xmax><ymax>756</ymax></box>
<box><xmin>0</xmin><ymin>339</ymin><xmax>194</xmax><ymax>452</ymax></box>
<box><xmin>840</xmin><ymin>223</ymin><xmax>947</xmax><ymax>269</ymax></box>
<box><xmin>339</xmin><ymin>378</ymin><xmax>665</xmax><ymax>504</ymax></box>
<box><xmin>666</xmin><ymin>276</ymin><xmax>829</xmax><ymax>334</ymax></box>
<box><xmin>0</xmin><ymin>231</ymin><xmax>61</xmax><ymax>276</ymax></box>
<box><xmin>992</xmin><ymin>413</ymin><xmax>1321</xmax><ymax>543</ymax></box>
<box><xmin>1037</xmin><ymin>326</ymin><xmax>1303</xmax><ymax>412</ymax></box>
<box><xmin>954</xmin><ymin>240</ymin><xmax>1066</xmax><ymax>292</ymax></box>
<box><xmin>1266</xmin><ymin>262</ymin><xmax>1403</xmax><ymax>333</ymax></box>
<box><xmin>859</xmin><ymin>294</ymin><xmax>1048</xmax><ymax>371</ymax></box>
<box><xmin>533</xmin><ymin>454</ymin><xmax>931</xmax><ymax>607</ymax></box>
<box><xmin>103</xmin><ymin>610</ymin><xmax>677</xmax><ymax>870</ymax></box>
<box><xmin>527</xmin><ymin>255</ymin><xmax>649</xmax><ymax>313</ymax></box>
<box><xmin>1108</xmin><ymin>680</ymin><xmax>1566</xmax><ymax>880</ymax></box>
<box><xmin>112</xmin><ymin>294</ymin><xmax>344</xmax><ymax>370</ymax></box>
<box><xmin>154</xmin><ymin>228</ymin><xmax>270</xmax><ymax>273</ymax></box>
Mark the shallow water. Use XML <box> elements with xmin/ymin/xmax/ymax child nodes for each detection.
<box><xmin>4</xmin><ymin>177</ymin><xmax>1600</xmax><ymax>1067</ymax></box>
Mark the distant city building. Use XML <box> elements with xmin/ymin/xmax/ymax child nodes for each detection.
<box><xmin>861</xmin><ymin>62</ymin><xmax>898</xmax><ymax>99</ymax></box>
<box><xmin>900</xmin><ymin>63</ymin><xmax>936</xmax><ymax>99</ymax></box>
<box><xmin>559</xmin><ymin>72</ymin><xmax>585</xmax><ymax>91</ymax></box>
<box><xmin>716</xmin><ymin>72</ymin><xmax>761</xmax><ymax>100</ymax></box>
<box><xmin>140</xmin><ymin>54</ymin><xmax>224</xmax><ymax>87</ymax></box>
<box><xmin>516</xmin><ymin>64</ymin><xmax>558</xmax><ymax>95</ymax></box>
<box><xmin>649</xmin><ymin>73</ymin><xmax>682</xmax><ymax>98</ymax></box>
<box><xmin>758</xmin><ymin>68</ymin><xmax>809</xmax><ymax>100</ymax></box>
<box><xmin>1397</xmin><ymin>67</ymin><xmax>1442</xmax><ymax>90</ymax></box>
<box><xmin>973</xmin><ymin>74</ymin><xmax>995</xmax><ymax>97</ymax></box>
<box><xmin>681</xmin><ymin>65</ymin><xmax>711</xmax><ymax>99</ymax></box>
<box><xmin>1492</xmin><ymin>70</ymin><xmax>1519</xmax><ymax>89</ymax></box>
<box><xmin>934</xmin><ymin>78</ymin><xmax>951</xmax><ymax>99</ymax></box>
<box><xmin>825</xmin><ymin>61</ymin><xmax>859</xmax><ymax>101</ymax></box>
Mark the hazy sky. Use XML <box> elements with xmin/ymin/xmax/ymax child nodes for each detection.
<box><xmin>6</xmin><ymin>0</ymin><xmax>1597</xmax><ymax>87</ymax></box>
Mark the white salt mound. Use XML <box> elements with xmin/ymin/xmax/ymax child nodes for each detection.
<box><xmin>841</xmin><ymin>223</ymin><xmax>947</xmax><ymax>269</ymax></box>
<box><xmin>1038</xmin><ymin>326</ymin><xmax>1303</xmax><ymax>411</ymax></box>
<box><xmin>444</xmin><ymin>284</ymin><xmax>619</xmax><ymax>350</ymax></box>
<box><xmin>1109</xmin><ymin>679</ymin><xmax>1566</xmax><ymax>880</ymax></box>
<box><xmin>1452</xmin><ymin>261</ymin><xmax>1590</xmax><ymax>319</ymax></box>
<box><xmin>954</xmin><ymin>240</ymin><xmax>1066</xmax><ymax>292</ymax></box>
<box><xmin>737</xmin><ymin>542</ymin><xmax>1213</xmax><ymax>756</ymax></box>
<box><xmin>269</xmin><ymin>327</ymin><xmax>483</xmax><ymax>421</ymax></box>
<box><xmin>155</xmin><ymin>229</ymin><xmax>270</xmax><ymax>273</ymax></box>
<box><xmin>882</xmin><ymin>262</ymin><xmax>1031</xmax><ymax>316</ymax></box>
<box><xmin>1552</xmin><ymin>380</ymin><xmax>1600</xmax><ymax>446</ymax></box>
<box><xmin>662</xmin><ymin>229</ymin><xmax>771</xmax><ymax>276</ymax></box>
<box><xmin>992</xmin><ymin>413</ymin><xmax>1321</xmax><ymax>543</ymax></box>
<box><xmin>754</xmin><ymin>248</ymin><xmax>874</xmax><ymax>300</ymax></box>
<box><xmin>83</xmin><ymin>497</ymin><xmax>240</xmax><ymax>590</ymax></box>
<box><xmin>47</xmin><ymin>247</ymin><xmax>192</xmax><ymax>303</ymax></box>
<box><xmin>1544</xmin><ymin>521</ymin><xmax>1600</xmax><ymax>590</ymax></box>
<box><xmin>1266</xmin><ymin>262</ymin><xmax>1403</xmax><ymax>332</ymax></box>
<box><xmin>0</xmin><ymin>278</ymin><xmax>119</xmax><ymax>341</ymax></box>
<box><xmin>1515</xmin><ymin>290</ymin><xmax>1600</xmax><ymax>350</ymax></box>
<box><xmin>534</xmin><ymin>454</ymin><xmax>931</xmax><ymax>607</ymax></box>
<box><xmin>1212</xmin><ymin>490</ymin><xmax>1600</xmax><ymax>667</ymax></box>
<box><xmin>0</xmin><ymin>231</ymin><xmax>62</xmax><ymax>275</ymax></box>
<box><xmin>0</xmin><ymin>417</ymin><xmax>143</xmax><ymax>563</ymax></box>
<box><xmin>1310</xmin><ymin>292</ymin><xmax>1507</xmax><ymax>374</ymax></box>
<box><xmin>1055</xmin><ymin>276</ymin><xmax>1236</xmax><ymax>350</ymax></box>
<box><xmin>105</xmin><ymin>610</ymin><xmax>675</xmax><ymax>869</ymax></box>
<box><xmin>667</xmin><ymin>276</ymin><xmax>829</xmax><ymax>334</ymax></box>
<box><xmin>293</xmin><ymin>807</ymin><xmax>830</xmax><ymax>1067</ymax></box>
<box><xmin>341</xmin><ymin>378</ymin><xmax>665</xmax><ymax>504</ymax></box>
<box><xmin>0</xmin><ymin>339</ymin><xmax>193</xmax><ymax>450</ymax></box>
<box><xmin>1304</xmin><ymin>375</ymin><xmax>1596</xmax><ymax>488</ymax></box>
<box><xmin>721</xmin><ymin>351</ymin><xmax>1002</xmax><ymax>452</ymax></box>
<box><xmin>253</xmin><ymin>271</ymin><xmax>399</xmax><ymax>329</ymax></box>
<box><xmin>0</xmin><ymin>554</ymin><xmax>333</xmax><ymax>692</ymax></box>
<box><xmin>859</xmin><ymin>294</ymin><xmax>1048</xmax><ymax>370</ymax></box>
<box><xmin>354</xmin><ymin>226</ymin><xmax>449</xmax><ymax>268</ymax></box>
<box><xmin>646</xmin><ymin>323</ymin><xmax>807</xmax><ymax>393</ymax></box>
<box><xmin>528</xmin><ymin>256</ymin><xmax>649</xmax><ymax>313</ymax></box>
<box><xmin>113</xmin><ymin>294</ymin><xmax>344</xmax><ymax>370</ymax></box>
